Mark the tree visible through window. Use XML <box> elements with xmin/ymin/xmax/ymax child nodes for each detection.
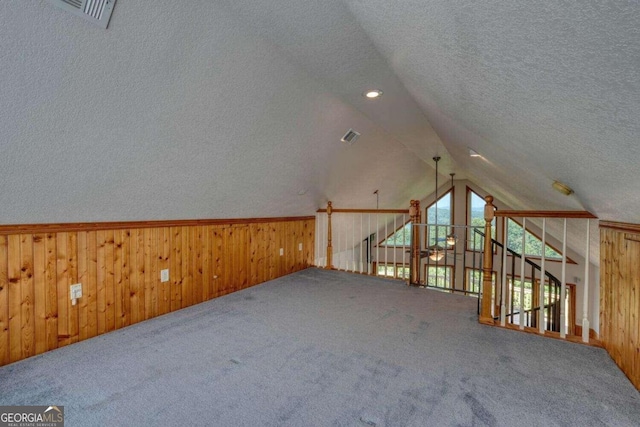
<box><xmin>379</xmin><ymin>222</ymin><xmax>411</xmax><ymax>247</ymax></box>
<box><xmin>506</xmin><ymin>218</ymin><xmax>562</xmax><ymax>259</ymax></box>
<box><xmin>465</xmin><ymin>268</ymin><xmax>496</xmax><ymax>295</ymax></box>
<box><xmin>426</xmin><ymin>190</ymin><xmax>453</xmax><ymax>247</ymax></box>
<box><xmin>377</xmin><ymin>263</ymin><xmax>410</xmax><ymax>279</ymax></box>
<box><xmin>467</xmin><ymin>190</ymin><xmax>495</xmax><ymax>251</ymax></box>
<box><xmin>425</xmin><ymin>266</ymin><xmax>453</xmax><ymax>289</ymax></box>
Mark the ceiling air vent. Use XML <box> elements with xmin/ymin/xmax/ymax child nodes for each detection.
<box><xmin>341</xmin><ymin>129</ymin><xmax>360</xmax><ymax>145</ymax></box>
<box><xmin>49</xmin><ymin>0</ymin><xmax>117</xmax><ymax>29</ymax></box>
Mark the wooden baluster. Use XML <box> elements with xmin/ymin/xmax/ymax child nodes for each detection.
<box><xmin>560</xmin><ymin>218</ymin><xmax>568</xmax><ymax>338</ymax></box>
<box><xmin>500</xmin><ymin>218</ymin><xmax>508</xmax><ymax>326</ymax></box>
<box><xmin>480</xmin><ymin>195</ymin><xmax>495</xmax><ymax>324</ymax></box>
<box><xmin>582</xmin><ymin>219</ymin><xmax>591</xmax><ymax>343</ymax></box>
<box><xmin>410</xmin><ymin>200</ymin><xmax>421</xmax><ymax>284</ymax></box>
<box><xmin>519</xmin><ymin>218</ymin><xmax>526</xmax><ymax>330</ymax></box>
<box><xmin>326</xmin><ymin>201</ymin><xmax>333</xmax><ymax>269</ymax></box>
<box><xmin>539</xmin><ymin>218</ymin><xmax>547</xmax><ymax>334</ymax></box>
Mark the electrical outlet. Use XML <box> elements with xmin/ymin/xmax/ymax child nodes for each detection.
<box><xmin>70</xmin><ymin>283</ymin><xmax>82</xmax><ymax>300</ymax></box>
<box><xmin>161</xmin><ymin>269</ymin><xmax>169</xmax><ymax>283</ymax></box>
<box><xmin>280</xmin><ymin>248</ymin><xmax>284</xmax><ymax>256</ymax></box>
<box><xmin>298</xmin><ymin>243</ymin><xmax>303</xmax><ymax>251</ymax></box>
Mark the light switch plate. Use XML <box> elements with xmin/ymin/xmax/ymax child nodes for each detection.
<box><xmin>161</xmin><ymin>269</ymin><xmax>169</xmax><ymax>283</ymax></box>
<box><xmin>280</xmin><ymin>248</ymin><xmax>284</xmax><ymax>256</ymax></box>
<box><xmin>70</xmin><ymin>283</ymin><xmax>82</xmax><ymax>300</ymax></box>
<box><xmin>298</xmin><ymin>243</ymin><xmax>303</xmax><ymax>251</ymax></box>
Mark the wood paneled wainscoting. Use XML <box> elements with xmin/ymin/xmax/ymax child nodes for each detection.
<box><xmin>600</xmin><ymin>221</ymin><xmax>640</xmax><ymax>390</ymax></box>
<box><xmin>0</xmin><ymin>217</ymin><xmax>315</xmax><ymax>367</ymax></box>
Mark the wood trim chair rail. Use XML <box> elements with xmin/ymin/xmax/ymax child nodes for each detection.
<box><xmin>0</xmin><ymin>216</ymin><xmax>316</xmax><ymax>235</ymax></box>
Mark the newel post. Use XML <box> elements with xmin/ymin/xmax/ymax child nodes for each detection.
<box><xmin>410</xmin><ymin>200</ymin><xmax>421</xmax><ymax>284</ymax></box>
<box><xmin>326</xmin><ymin>201</ymin><xmax>333</xmax><ymax>269</ymax></box>
<box><xmin>480</xmin><ymin>195</ymin><xmax>496</xmax><ymax>324</ymax></box>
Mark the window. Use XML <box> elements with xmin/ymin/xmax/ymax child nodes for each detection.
<box><xmin>465</xmin><ymin>268</ymin><xmax>496</xmax><ymax>295</ymax></box>
<box><xmin>467</xmin><ymin>189</ymin><xmax>496</xmax><ymax>251</ymax></box>
<box><xmin>377</xmin><ymin>264</ymin><xmax>396</xmax><ymax>278</ymax></box>
<box><xmin>377</xmin><ymin>263</ymin><xmax>410</xmax><ymax>279</ymax></box>
<box><xmin>508</xmin><ymin>277</ymin><xmax>534</xmax><ymax>313</ymax></box>
<box><xmin>379</xmin><ymin>222</ymin><xmax>411</xmax><ymax>247</ymax></box>
<box><xmin>424</xmin><ymin>265</ymin><xmax>453</xmax><ymax>289</ymax></box>
<box><xmin>425</xmin><ymin>190</ymin><xmax>453</xmax><ymax>247</ymax></box>
<box><xmin>506</xmin><ymin>218</ymin><xmax>563</xmax><ymax>260</ymax></box>
<box><xmin>507</xmin><ymin>277</ymin><xmax>575</xmax><ymax>335</ymax></box>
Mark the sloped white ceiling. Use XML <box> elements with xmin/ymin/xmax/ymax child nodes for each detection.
<box><xmin>1</xmin><ymin>1</ymin><xmax>639</xmax><ymax>245</ymax></box>
<box><xmin>343</xmin><ymin>0</ymin><xmax>640</xmax><ymax>224</ymax></box>
<box><xmin>0</xmin><ymin>1</ymin><xmax>438</xmax><ymax>223</ymax></box>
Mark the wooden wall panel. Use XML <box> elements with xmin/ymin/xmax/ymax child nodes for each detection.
<box><xmin>8</xmin><ymin>235</ymin><xmax>21</xmax><ymax>362</ymax></box>
<box><xmin>0</xmin><ymin>236</ymin><xmax>8</xmax><ymax>365</ymax></box>
<box><xmin>44</xmin><ymin>234</ymin><xmax>59</xmax><ymax>351</ymax></box>
<box><xmin>600</xmin><ymin>225</ymin><xmax>640</xmax><ymax>390</ymax></box>
<box><xmin>33</xmin><ymin>234</ymin><xmax>46</xmax><ymax>356</ymax></box>
<box><xmin>20</xmin><ymin>234</ymin><xmax>35</xmax><ymax>359</ymax></box>
<box><xmin>0</xmin><ymin>217</ymin><xmax>314</xmax><ymax>367</ymax></box>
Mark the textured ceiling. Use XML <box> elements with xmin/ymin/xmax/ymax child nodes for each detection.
<box><xmin>343</xmin><ymin>0</ymin><xmax>640</xmax><ymax>224</ymax></box>
<box><xmin>1</xmin><ymin>1</ymin><xmax>639</xmax><ymax>263</ymax></box>
<box><xmin>0</xmin><ymin>1</ymin><xmax>436</xmax><ymax>222</ymax></box>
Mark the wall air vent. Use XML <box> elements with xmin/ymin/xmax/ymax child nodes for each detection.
<box><xmin>49</xmin><ymin>0</ymin><xmax>117</xmax><ymax>29</ymax></box>
<box><xmin>341</xmin><ymin>129</ymin><xmax>360</xmax><ymax>145</ymax></box>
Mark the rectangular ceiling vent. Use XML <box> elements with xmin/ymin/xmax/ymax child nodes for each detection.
<box><xmin>341</xmin><ymin>129</ymin><xmax>360</xmax><ymax>145</ymax></box>
<box><xmin>49</xmin><ymin>0</ymin><xmax>117</xmax><ymax>29</ymax></box>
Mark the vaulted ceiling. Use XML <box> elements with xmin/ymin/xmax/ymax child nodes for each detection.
<box><xmin>1</xmin><ymin>2</ymin><xmax>638</xmax><ymax>238</ymax></box>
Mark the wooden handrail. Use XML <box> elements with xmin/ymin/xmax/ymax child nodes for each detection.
<box><xmin>494</xmin><ymin>210</ymin><xmax>597</xmax><ymax>218</ymax></box>
<box><xmin>317</xmin><ymin>208</ymin><xmax>409</xmax><ymax>214</ymax></box>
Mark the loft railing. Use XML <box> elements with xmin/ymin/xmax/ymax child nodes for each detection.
<box><xmin>316</xmin><ymin>199</ymin><xmax>598</xmax><ymax>344</ymax></box>
<box><xmin>474</xmin><ymin>228</ymin><xmax>564</xmax><ymax>333</ymax></box>
<box><xmin>478</xmin><ymin>199</ymin><xmax>598</xmax><ymax>343</ymax></box>
<box><xmin>315</xmin><ymin>203</ymin><xmax>411</xmax><ymax>278</ymax></box>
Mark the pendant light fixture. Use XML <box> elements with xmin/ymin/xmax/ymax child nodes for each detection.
<box><xmin>428</xmin><ymin>156</ymin><xmax>445</xmax><ymax>262</ymax></box>
<box><xmin>446</xmin><ymin>173</ymin><xmax>456</xmax><ymax>247</ymax></box>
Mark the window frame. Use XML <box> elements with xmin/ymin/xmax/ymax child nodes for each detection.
<box><xmin>377</xmin><ymin>220</ymin><xmax>412</xmax><ymax>247</ymax></box>
<box><xmin>424</xmin><ymin>187</ymin><xmax>454</xmax><ymax>249</ymax></box>
<box><xmin>466</xmin><ymin>187</ymin><xmax>497</xmax><ymax>253</ymax></box>
<box><xmin>505</xmin><ymin>276</ymin><xmax>576</xmax><ymax>335</ymax></box>
<box><xmin>505</xmin><ymin>217</ymin><xmax>576</xmax><ymax>264</ymax></box>
<box><xmin>423</xmin><ymin>264</ymin><xmax>454</xmax><ymax>291</ymax></box>
<box><xmin>374</xmin><ymin>262</ymin><xmax>411</xmax><ymax>279</ymax></box>
<box><xmin>464</xmin><ymin>267</ymin><xmax>496</xmax><ymax>296</ymax></box>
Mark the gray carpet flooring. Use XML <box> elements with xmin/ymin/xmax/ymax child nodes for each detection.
<box><xmin>1</xmin><ymin>268</ymin><xmax>638</xmax><ymax>426</ymax></box>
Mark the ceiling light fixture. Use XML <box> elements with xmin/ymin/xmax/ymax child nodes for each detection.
<box><xmin>428</xmin><ymin>156</ymin><xmax>445</xmax><ymax>262</ymax></box>
<box><xmin>363</xmin><ymin>89</ymin><xmax>383</xmax><ymax>99</ymax></box>
<box><xmin>552</xmin><ymin>180</ymin><xmax>574</xmax><ymax>196</ymax></box>
<box><xmin>469</xmin><ymin>148</ymin><xmax>481</xmax><ymax>157</ymax></box>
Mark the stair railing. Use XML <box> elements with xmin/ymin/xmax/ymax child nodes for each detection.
<box><xmin>479</xmin><ymin>199</ymin><xmax>597</xmax><ymax>343</ymax></box>
<box><xmin>474</xmin><ymin>228</ymin><xmax>563</xmax><ymax>333</ymax></box>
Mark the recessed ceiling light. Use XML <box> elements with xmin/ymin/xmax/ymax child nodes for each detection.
<box><xmin>469</xmin><ymin>148</ymin><xmax>481</xmax><ymax>157</ymax></box>
<box><xmin>297</xmin><ymin>189</ymin><xmax>307</xmax><ymax>196</ymax></box>
<box><xmin>363</xmin><ymin>89</ymin><xmax>383</xmax><ymax>99</ymax></box>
